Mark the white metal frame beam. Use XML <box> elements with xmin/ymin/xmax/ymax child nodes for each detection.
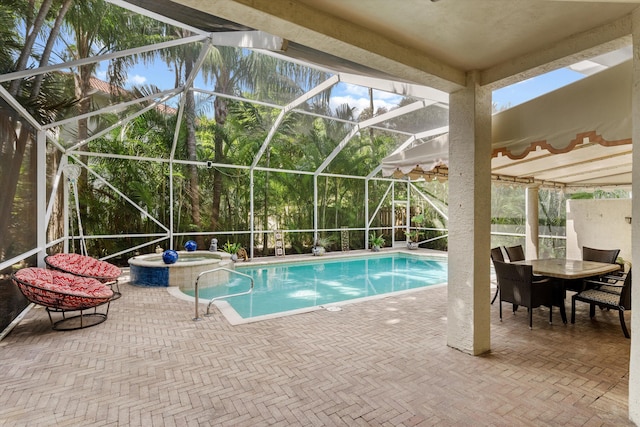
<box><xmin>0</xmin><ymin>35</ymin><xmax>208</xmax><ymax>85</ymax></box>
<box><xmin>314</xmin><ymin>100</ymin><xmax>436</xmax><ymax>176</ymax></box>
<box><xmin>367</xmin><ymin>126</ymin><xmax>450</xmax><ymax>179</ymax></box>
<box><xmin>339</xmin><ymin>73</ymin><xmax>449</xmax><ymax>105</ymax></box>
<box><xmin>44</xmin><ymin>87</ymin><xmax>182</xmax><ymax>130</ymax></box>
<box><xmin>64</xmin><ymin>91</ymin><xmax>180</xmax><ymax>152</ymax></box>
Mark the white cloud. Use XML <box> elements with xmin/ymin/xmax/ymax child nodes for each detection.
<box><xmin>330</xmin><ymin>95</ymin><xmax>396</xmax><ymax>117</ymax></box>
<box><xmin>96</xmin><ymin>70</ymin><xmax>107</xmax><ymax>80</ymax></box>
<box><xmin>329</xmin><ymin>82</ymin><xmax>403</xmax><ymax>118</ymax></box>
<box><xmin>127</xmin><ymin>74</ymin><xmax>147</xmax><ymax>85</ymax></box>
<box><xmin>338</xmin><ymin>83</ymin><xmax>369</xmax><ymax>97</ymax></box>
<box><xmin>372</xmin><ymin>90</ymin><xmax>402</xmax><ymax>101</ymax></box>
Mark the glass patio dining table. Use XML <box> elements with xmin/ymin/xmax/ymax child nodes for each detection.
<box><xmin>510</xmin><ymin>258</ymin><xmax>621</xmax><ymax>323</ymax></box>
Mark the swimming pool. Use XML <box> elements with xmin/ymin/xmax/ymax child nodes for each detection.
<box><xmin>181</xmin><ymin>252</ymin><xmax>447</xmax><ymax>323</ymax></box>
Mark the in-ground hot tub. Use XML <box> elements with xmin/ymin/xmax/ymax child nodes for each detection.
<box><xmin>128</xmin><ymin>251</ymin><xmax>234</xmax><ymax>289</ymax></box>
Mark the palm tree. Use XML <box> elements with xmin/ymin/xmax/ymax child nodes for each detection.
<box><xmin>158</xmin><ymin>27</ymin><xmax>214</xmax><ymax>247</ymax></box>
<box><xmin>0</xmin><ymin>0</ymin><xmax>75</xmax><ymax>257</ymax></box>
<box><xmin>199</xmin><ymin>46</ymin><xmax>330</xmax><ymax>231</ymax></box>
<box><xmin>56</xmin><ymin>1</ymin><xmax>170</xmax><ymax>252</ymax></box>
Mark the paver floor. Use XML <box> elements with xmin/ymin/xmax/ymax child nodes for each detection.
<box><xmin>0</xmin><ymin>269</ymin><xmax>633</xmax><ymax>426</ymax></box>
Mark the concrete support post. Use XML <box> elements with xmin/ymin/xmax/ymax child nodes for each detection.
<box><xmin>525</xmin><ymin>185</ymin><xmax>540</xmax><ymax>259</ymax></box>
<box><xmin>446</xmin><ymin>71</ymin><xmax>492</xmax><ymax>355</ymax></box>
<box><xmin>628</xmin><ymin>8</ymin><xmax>640</xmax><ymax>424</ymax></box>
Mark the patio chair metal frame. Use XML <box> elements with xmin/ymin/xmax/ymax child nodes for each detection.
<box><xmin>11</xmin><ymin>268</ymin><xmax>114</xmax><ymax>331</ymax></box>
<box><xmin>571</xmin><ymin>269</ymin><xmax>632</xmax><ymax>338</ymax></box>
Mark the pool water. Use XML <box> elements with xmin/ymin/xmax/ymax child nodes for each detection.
<box><xmin>185</xmin><ymin>253</ymin><xmax>447</xmax><ymax>320</ymax></box>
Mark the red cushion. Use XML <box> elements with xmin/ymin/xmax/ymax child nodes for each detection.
<box><xmin>45</xmin><ymin>253</ymin><xmax>121</xmax><ymax>281</ymax></box>
<box><xmin>12</xmin><ymin>268</ymin><xmax>113</xmax><ymax>311</ymax></box>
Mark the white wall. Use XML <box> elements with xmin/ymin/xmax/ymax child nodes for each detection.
<box><xmin>566</xmin><ymin>199</ymin><xmax>632</xmax><ymax>262</ymax></box>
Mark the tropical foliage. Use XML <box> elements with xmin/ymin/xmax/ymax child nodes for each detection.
<box><xmin>3</xmin><ymin>0</ymin><xmax>625</xmax><ymax>268</ymax></box>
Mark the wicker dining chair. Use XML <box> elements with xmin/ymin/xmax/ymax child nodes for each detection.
<box><xmin>493</xmin><ymin>260</ymin><xmax>555</xmax><ymax>329</ymax></box>
<box><xmin>490</xmin><ymin>247</ymin><xmax>505</xmax><ymax>304</ymax></box>
<box><xmin>505</xmin><ymin>245</ymin><xmax>525</xmax><ymax>262</ymax></box>
<box><xmin>565</xmin><ymin>246</ymin><xmax>621</xmax><ymax>292</ymax></box>
<box><xmin>582</xmin><ymin>246</ymin><xmax>620</xmax><ymax>264</ymax></box>
<box><xmin>571</xmin><ymin>269</ymin><xmax>632</xmax><ymax>338</ymax></box>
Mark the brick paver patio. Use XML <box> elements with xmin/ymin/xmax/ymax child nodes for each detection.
<box><xmin>0</xmin><ymin>268</ymin><xmax>632</xmax><ymax>426</ymax></box>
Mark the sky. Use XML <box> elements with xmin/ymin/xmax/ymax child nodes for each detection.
<box><xmin>492</xmin><ymin>68</ymin><xmax>585</xmax><ymax>111</ymax></box>
<box><xmin>100</xmin><ymin>62</ymin><xmax>405</xmax><ymax>115</ymax></box>
<box><xmin>98</xmin><ymin>61</ymin><xmax>587</xmax><ymax>117</ymax></box>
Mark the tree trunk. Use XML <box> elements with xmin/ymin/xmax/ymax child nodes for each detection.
<box><xmin>0</xmin><ymin>124</ymin><xmax>31</xmax><ymax>249</ymax></box>
<box><xmin>0</xmin><ymin>0</ymin><xmax>66</xmax><ymax>250</ymax></box>
<box><xmin>334</xmin><ymin>179</ymin><xmax>339</xmax><ymax>229</ymax></box>
<box><xmin>31</xmin><ymin>0</ymin><xmax>73</xmax><ymax>99</ymax></box>
<box><xmin>184</xmin><ymin>55</ymin><xmax>203</xmax><ymax>248</ymax></box>
<box><xmin>8</xmin><ymin>0</ymin><xmax>54</xmax><ymax>96</ymax></box>
<box><xmin>74</xmin><ymin>63</ymin><xmax>94</xmax><ymax>252</ymax></box>
<box><xmin>211</xmin><ymin>96</ymin><xmax>227</xmax><ymax>230</ymax></box>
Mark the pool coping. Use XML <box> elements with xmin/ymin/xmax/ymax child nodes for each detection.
<box><xmin>167</xmin><ymin>248</ymin><xmax>449</xmax><ymax>325</ymax></box>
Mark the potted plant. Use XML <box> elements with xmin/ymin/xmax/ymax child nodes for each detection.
<box><xmin>222</xmin><ymin>241</ymin><xmax>242</xmax><ymax>261</ymax></box>
<box><xmin>312</xmin><ymin>236</ymin><xmax>333</xmax><ymax>256</ymax></box>
<box><xmin>406</xmin><ymin>213</ymin><xmax>426</xmax><ymax>249</ymax></box>
<box><xmin>369</xmin><ymin>233</ymin><xmax>385</xmax><ymax>252</ymax></box>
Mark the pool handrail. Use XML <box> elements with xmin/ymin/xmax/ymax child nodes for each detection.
<box><xmin>193</xmin><ymin>267</ymin><xmax>254</xmax><ymax>321</ymax></box>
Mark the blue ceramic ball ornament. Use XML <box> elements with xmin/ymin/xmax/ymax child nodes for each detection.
<box><xmin>184</xmin><ymin>240</ymin><xmax>197</xmax><ymax>251</ymax></box>
<box><xmin>162</xmin><ymin>249</ymin><xmax>179</xmax><ymax>264</ymax></box>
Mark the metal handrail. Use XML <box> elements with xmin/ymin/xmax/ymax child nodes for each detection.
<box><xmin>193</xmin><ymin>267</ymin><xmax>254</xmax><ymax>321</ymax></box>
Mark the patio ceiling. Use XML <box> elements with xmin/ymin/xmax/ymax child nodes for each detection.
<box><xmin>163</xmin><ymin>0</ymin><xmax>639</xmax><ymax>91</ymax></box>
<box><xmin>118</xmin><ymin>0</ymin><xmax>639</xmax><ymax>189</ymax></box>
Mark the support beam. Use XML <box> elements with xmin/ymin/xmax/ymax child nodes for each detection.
<box><xmin>627</xmin><ymin>8</ymin><xmax>640</xmax><ymax>425</ymax></box>
<box><xmin>525</xmin><ymin>185</ymin><xmax>540</xmax><ymax>259</ymax></box>
<box><xmin>447</xmin><ymin>71</ymin><xmax>492</xmax><ymax>356</ymax></box>
<box><xmin>315</xmin><ymin>100</ymin><xmax>434</xmax><ymax>175</ymax></box>
<box><xmin>174</xmin><ymin>0</ymin><xmax>466</xmax><ymax>92</ymax></box>
<box><xmin>483</xmin><ymin>16</ymin><xmax>631</xmax><ymax>89</ymax></box>
<box><xmin>0</xmin><ymin>34</ymin><xmax>208</xmax><ymax>84</ymax></box>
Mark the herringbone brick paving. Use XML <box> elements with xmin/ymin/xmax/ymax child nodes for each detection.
<box><xmin>0</xmin><ymin>269</ymin><xmax>632</xmax><ymax>426</ymax></box>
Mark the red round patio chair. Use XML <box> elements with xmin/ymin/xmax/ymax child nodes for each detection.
<box><xmin>45</xmin><ymin>253</ymin><xmax>122</xmax><ymax>299</ymax></box>
<box><xmin>11</xmin><ymin>268</ymin><xmax>114</xmax><ymax>330</ymax></box>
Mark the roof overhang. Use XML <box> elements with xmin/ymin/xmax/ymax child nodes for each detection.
<box><xmin>382</xmin><ymin>60</ymin><xmax>633</xmax><ymax>189</ymax></box>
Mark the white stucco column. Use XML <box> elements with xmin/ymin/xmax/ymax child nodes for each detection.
<box><xmin>629</xmin><ymin>8</ymin><xmax>640</xmax><ymax>424</ymax></box>
<box><xmin>525</xmin><ymin>185</ymin><xmax>539</xmax><ymax>259</ymax></box>
<box><xmin>446</xmin><ymin>71</ymin><xmax>492</xmax><ymax>355</ymax></box>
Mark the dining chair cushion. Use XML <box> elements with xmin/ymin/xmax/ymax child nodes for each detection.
<box><xmin>574</xmin><ymin>289</ymin><xmax>621</xmax><ymax>306</ymax></box>
<box><xmin>571</xmin><ymin>269</ymin><xmax>631</xmax><ymax>338</ymax></box>
<box><xmin>598</xmin><ymin>284</ymin><xmax>623</xmax><ymax>295</ymax></box>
